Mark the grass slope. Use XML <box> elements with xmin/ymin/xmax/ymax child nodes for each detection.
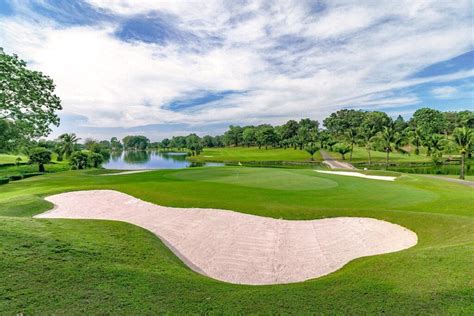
<box><xmin>189</xmin><ymin>146</ymin><xmax>322</xmax><ymax>162</ymax></box>
<box><xmin>0</xmin><ymin>167</ymin><xmax>473</xmax><ymax>314</ymax></box>
<box><xmin>0</xmin><ymin>154</ymin><xmax>27</xmax><ymax>165</ymax></box>
<box><xmin>326</xmin><ymin>146</ymin><xmax>432</xmax><ymax>163</ymax></box>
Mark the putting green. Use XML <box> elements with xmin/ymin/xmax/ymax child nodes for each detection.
<box><xmin>170</xmin><ymin>167</ymin><xmax>338</xmax><ymax>190</ymax></box>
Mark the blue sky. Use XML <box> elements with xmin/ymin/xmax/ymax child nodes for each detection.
<box><xmin>0</xmin><ymin>0</ymin><xmax>472</xmax><ymax>140</ymax></box>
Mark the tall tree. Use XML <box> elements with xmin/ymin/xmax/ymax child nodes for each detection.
<box><xmin>411</xmin><ymin>108</ymin><xmax>446</xmax><ymax>135</ymax></box>
<box><xmin>224</xmin><ymin>125</ymin><xmax>243</xmax><ymax>146</ymax></box>
<box><xmin>57</xmin><ymin>133</ymin><xmax>80</xmax><ymax>158</ymax></box>
<box><xmin>323</xmin><ymin>109</ymin><xmax>365</xmax><ymax>136</ymax></box>
<box><xmin>1</xmin><ymin>48</ymin><xmax>62</xmax><ymax>140</ymax></box>
<box><xmin>379</xmin><ymin>125</ymin><xmax>397</xmax><ymax>167</ymax></box>
<box><xmin>453</xmin><ymin>127</ymin><xmax>473</xmax><ymax>180</ymax></box>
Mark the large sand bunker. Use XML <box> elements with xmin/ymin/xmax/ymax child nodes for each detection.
<box><xmin>36</xmin><ymin>190</ymin><xmax>417</xmax><ymax>285</ymax></box>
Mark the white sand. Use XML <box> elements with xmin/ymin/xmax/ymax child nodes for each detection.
<box><xmin>36</xmin><ymin>190</ymin><xmax>416</xmax><ymax>285</ymax></box>
<box><xmin>100</xmin><ymin>170</ymin><xmax>154</xmax><ymax>176</ymax></box>
<box><xmin>316</xmin><ymin>170</ymin><xmax>397</xmax><ymax>181</ymax></box>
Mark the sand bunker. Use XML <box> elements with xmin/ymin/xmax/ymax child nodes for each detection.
<box><xmin>316</xmin><ymin>170</ymin><xmax>397</xmax><ymax>181</ymax></box>
<box><xmin>100</xmin><ymin>170</ymin><xmax>153</xmax><ymax>176</ymax></box>
<box><xmin>36</xmin><ymin>190</ymin><xmax>416</xmax><ymax>285</ymax></box>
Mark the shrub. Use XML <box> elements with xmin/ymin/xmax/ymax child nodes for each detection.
<box><xmin>9</xmin><ymin>175</ymin><xmax>23</xmax><ymax>181</ymax></box>
<box><xmin>88</xmin><ymin>152</ymin><xmax>104</xmax><ymax>168</ymax></box>
<box><xmin>28</xmin><ymin>147</ymin><xmax>52</xmax><ymax>172</ymax></box>
<box><xmin>0</xmin><ymin>178</ymin><xmax>9</xmax><ymax>185</ymax></box>
<box><xmin>70</xmin><ymin>151</ymin><xmax>89</xmax><ymax>169</ymax></box>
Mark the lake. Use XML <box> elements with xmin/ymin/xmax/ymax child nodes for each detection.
<box><xmin>103</xmin><ymin>151</ymin><xmax>223</xmax><ymax>170</ymax></box>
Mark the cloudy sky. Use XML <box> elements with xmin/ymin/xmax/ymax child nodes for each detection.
<box><xmin>0</xmin><ymin>0</ymin><xmax>473</xmax><ymax>141</ymax></box>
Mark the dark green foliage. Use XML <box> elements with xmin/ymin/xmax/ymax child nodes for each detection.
<box><xmin>122</xmin><ymin>135</ymin><xmax>150</xmax><ymax>150</ymax></box>
<box><xmin>69</xmin><ymin>151</ymin><xmax>89</xmax><ymax>170</ymax></box>
<box><xmin>28</xmin><ymin>147</ymin><xmax>52</xmax><ymax>172</ymax></box>
<box><xmin>0</xmin><ymin>48</ymin><xmax>62</xmax><ymax>139</ymax></box>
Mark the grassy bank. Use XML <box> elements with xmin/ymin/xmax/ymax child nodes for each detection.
<box><xmin>0</xmin><ymin>167</ymin><xmax>473</xmax><ymax>314</ymax></box>
<box><xmin>188</xmin><ymin>146</ymin><xmax>323</xmax><ymax>163</ymax></box>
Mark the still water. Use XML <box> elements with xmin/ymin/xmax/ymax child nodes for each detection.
<box><xmin>103</xmin><ymin>151</ymin><xmax>223</xmax><ymax>170</ymax></box>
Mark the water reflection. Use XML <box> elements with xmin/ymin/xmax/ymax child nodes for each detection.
<box><xmin>103</xmin><ymin>150</ymin><xmax>223</xmax><ymax>170</ymax></box>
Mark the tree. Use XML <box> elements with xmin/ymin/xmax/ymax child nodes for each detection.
<box><xmin>122</xmin><ymin>135</ymin><xmax>150</xmax><ymax>150</ymax></box>
<box><xmin>255</xmin><ymin>125</ymin><xmax>277</xmax><ymax>149</ymax></box>
<box><xmin>305</xmin><ymin>144</ymin><xmax>320</xmax><ymax>161</ymax></box>
<box><xmin>28</xmin><ymin>147</ymin><xmax>52</xmax><ymax>172</ymax></box>
<box><xmin>185</xmin><ymin>134</ymin><xmax>202</xmax><ymax>156</ymax></box>
<box><xmin>242</xmin><ymin>126</ymin><xmax>256</xmax><ymax>147</ymax></box>
<box><xmin>379</xmin><ymin>125</ymin><xmax>397</xmax><ymax>167</ymax></box>
<box><xmin>70</xmin><ymin>151</ymin><xmax>89</xmax><ymax>170</ymax></box>
<box><xmin>411</xmin><ymin>108</ymin><xmax>446</xmax><ymax>135</ymax></box>
<box><xmin>224</xmin><ymin>125</ymin><xmax>243</xmax><ymax>146</ymax></box>
<box><xmin>335</xmin><ymin>143</ymin><xmax>351</xmax><ymax>160</ymax></box>
<box><xmin>323</xmin><ymin>109</ymin><xmax>365</xmax><ymax>136</ymax></box>
<box><xmin>0</xmin><ymin>48</ymin><xmax>62</xmax><ymax>139</ymax></box>
<box><xmin>280</xmin><ymin>120</ymin><xmax>299</xmax><ymax>145</ymax></box>
<box><xmin>88</xmin><ymin>152</ymin><xmax>104</xmax><ymax>168</ymax></box>
<box><xmin>453</xmin><ymin>127</ymin><xmax>473</xmax><ymax>180</ymax></box>
<box><xmin>110</xmin><ymin>137</ymin><xmax>123</xmax><ymax>151</ymax></box>
<box><xmin>344</xmin><ymin>128</ymin><xmax>358</xmax><ymax>161</ymax></box>
<box><xmin>201</xmin><ymin>135</ymin><xmax>214</xmax><ymax>148</ymax></box>
<box><xmin>57</xmin><ymin>133</ymin><xmax>80</xmax><ymax>158</ymax></box>
<box><xmin>409</xmin><ymin>128</ymin><xmax>423</xmax><ymax>155</ymax></box>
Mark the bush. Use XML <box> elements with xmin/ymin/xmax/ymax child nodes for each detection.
<box><xmin>9</xmin><ymin>175</ymin><xmax>23</xmax><ymax>181</ymax></box>
<box><xmin>28</xmin><ymin>147</ymin><xmax>52</xmax><ymax>172</ymax></box>
<box><xmin>70</xmin><ymin>151</ymin><xmax>89</xmax><ymax>169</ymax></box>
<box><xmin>88</xmin><ymin>152</ymin><xmax>104</xmax><ymax>168</ymax></box>
<box><xmin>22</xmin><ymin>173</ymin><xmax>43</xmax><ymax>179</ymax></box>
<box><xmin>0</xmin><ymin>178</ymin><xmax>9</xmax><ymax>185</ymax></box>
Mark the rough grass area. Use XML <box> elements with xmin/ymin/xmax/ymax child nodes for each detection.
<box><xmin>0</xmin><ymin>167</ymin><xmax>473</xmax><ymax>314</ymax></box>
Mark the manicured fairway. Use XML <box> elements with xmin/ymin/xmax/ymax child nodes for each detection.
<box><xmin>0</xmin><ymin>167</ymin><xmax>473</xmax><ymax>314</ymax></box>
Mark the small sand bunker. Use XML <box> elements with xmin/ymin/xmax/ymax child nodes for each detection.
<box><xmin>316</xmin><ymin>170</ymin><xmax>397</xmax><ymax>181</ymax></box>
<box><xmin>36</xmin><ymin>190</ymin><xmax>416</xmax><ymax>285</ymax></box>
<box><xmin>100</xmin><ymin>170</ymin><xmax>153</xmax><ymax>176</ymax></box>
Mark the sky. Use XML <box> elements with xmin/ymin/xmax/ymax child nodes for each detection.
<box><xmin>0</xmin><ymin>0</ymin><xmax>473</xmax><ymax>141</ymax></box>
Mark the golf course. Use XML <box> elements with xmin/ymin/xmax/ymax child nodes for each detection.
<box><xmin>1</xmin><ymin>165</ymin><xmax>473</xmax><ymax>314</ymax></box>
<box><xmin>1</xmin><ymin>1</ymin><xmax>474</xmax><ymax>313</ymax></box>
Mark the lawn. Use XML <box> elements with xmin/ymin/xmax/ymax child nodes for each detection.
<box><xmin>0</xmin><ymin>160</ymin><xmax>70</xmax><ymax>178</ymax></box>
<box><xmin>0</xmin><ymin>153</ymin><xmax>27</xmax><ymax>165</ymax></box>
<box><xmin>188</xmin><ymin>146</ymin><xmax>322</xmax><ymax>163</ymax></box>
<box><xmin>0</xmin><ymin>167</ymin><xmax>473</xmax><ymax>314</ymax></box>
<box><xmin>326</xmin><ymin>146</ymin><xmax>433</xmax><ymax>163</ymax></box>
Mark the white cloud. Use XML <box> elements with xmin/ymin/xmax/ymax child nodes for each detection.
<box><xmin>431</xmin><ymin>86</ymin><xmax>458</xmax><ymax>99</ymax></box>
<box><xmin>0</xmin><ymin>0</ymin><xmax>472</xmax><ymax>139</ymax></box>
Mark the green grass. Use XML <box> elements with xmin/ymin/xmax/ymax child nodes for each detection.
<box><xmin>0</xmin><ymin>167</ymin><xmax>473</xmax><ymax>314</ymax></box>
<box><xmin>0</xmin><ymin>160</ymin><xmax>71</xmax><ymax>178</ymax></box>
<box><xmin>326</xmin><ymin>146</ymin><xmax>434</xmax><ymax>163</ymax></box>
<box><xmin>189</xmin><ymin>146</ymin><xmax>322</xmax><ymax>162</ymax></box>
<box><xmin>0</xmin><ymin>153</ymin><xmax>27</xmax><ymax>165</ymax></box>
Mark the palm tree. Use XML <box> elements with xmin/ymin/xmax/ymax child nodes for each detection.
<box><xmin>359</xmin><ymin>126</ymin><xmax>377</xmax><ymax>166</ymax></box>
<box><xmin>453</xmin><ymin>127</ymin><xmax>473</xmax><ymax>180</ymax></box>
<box><xmin>335</xmin><ymin>143</ymin><xmax>351</xmax><ymax>160</ymax></box>
<box><xmin>409</xmin><ymin>128</ymin><xmax>423</xmax><ymax>155</ymax></box>
<box><xmin>58</xmin><ymin>133</ymin><xmax>80</xmax><ymax>158</ymax></box>
<box><xmin>380</xmin><ymin>125</ymin><xmax>397</xmax><ymax>168</ymax></box>
<box><xmin>345</xmin><ymin>128</ymin><xmax>358</xmax><ymax>161</ymax></box>
<box><xmin>305</xmin><ymin>144</ymin><xmax>320</xmax><ymax>161</ymax></box>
